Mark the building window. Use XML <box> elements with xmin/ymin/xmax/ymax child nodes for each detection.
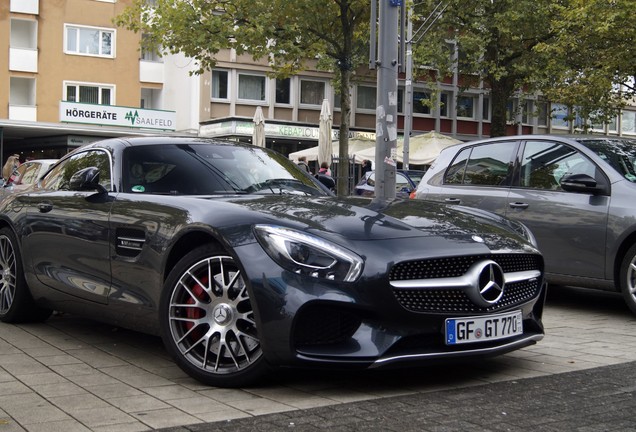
<box><xmin>300</xmin><ymin>80</ymin><xmax>325</xmax><ymax>105</ymax></box>
<box><xmin>65</xmin><ymin>82</ymin><xmax>113</xmax><ymax>105</ymax></box>
<box><xmin>211</xmin><ymin>70</ymin><xmax>229</xmax><ymax>100</ymax></box>
<box><xmin>457</xmin><ymin>95</ymin><xmax>475</xmax><ymax>119</ymax></box>
<box><xmin>356</xmin><ymin>85</ymin><xmax>376</xmax><ymax>110</ymax></box>
<box><xmin>275</xmin><ymin>78</ymin><xmax>291</xmax><ymax>104</ymax></box>
<box><xmin>536</xmin><ymin>101</ymin><xmax>548</xmax><ymax>126</ymax></box>
<box><xmin>440</xmin><ymin>92</ymin><xmax>451</xmax><ymax>117</ymax></box>
<box><xmin>521</xmin><ymin>100</ymin><xmax>532</xmax><ymax>125</ymax></box>
<box><xmin>140</xmin><ymin>34</ymin><xmax>162</xmax><ymax>62</ymax></box>
<box><xmin>622</xmin><ymin>111</ymin><xmax>636</xmax><ymax>135</ymax></box>
<box><xmin>65</xmin><ymin>24</ymin><xmax>114</xmax><ymax>57</ymax></box>
<box><xmin>482</xmin><ymin>97</ymin><xmax>490</xmax><ymax>121</ymax></box>
<box><xmin>413</xmin><ymin>90</ymin><xmax>431</xmax><ymax>115</ymax></box>
<box><xmin>551</xmin><ymin>103</ymin><xmax>569</xmax><ymax>128</ymax></box>
<box><xmin>238</xmin><ymin>73</ymin><xmax>266</xmax><ymax>102</ymax></box>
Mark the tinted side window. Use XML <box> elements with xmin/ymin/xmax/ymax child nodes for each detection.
<box><xmin>445</xmin><ymin>142</ymin><xmax>515</xmax><ymax>186</ymax></box>
<box><xmin>520</xmin><ymin>140</ymin><xmax>598</xmax><ymax>190</ymax></box>
<box><xmin>41</xmin><ymin>150</ymin><xmax>111</xmax><ymax>191</ymax></box>
<box><xmin>18</xmin><ymin>163</ymin><xmax>41</xmax><ymax>185</ymax></box>
<box><xmin>444</xmin><ymin>148</ymin><xmax>470</xmax><ymax>184</ymax></box>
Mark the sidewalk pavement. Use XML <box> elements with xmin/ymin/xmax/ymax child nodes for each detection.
<box><xmin>1</xmin><ymin>286</ymin><xmax>636</xmax><ymax>431</ymax></box>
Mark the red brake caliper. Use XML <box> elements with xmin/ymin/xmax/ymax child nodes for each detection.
<box><xmin>184</xmin><ymin>276</ymin><xmax>209</xmax><ymax>340</ymax></box>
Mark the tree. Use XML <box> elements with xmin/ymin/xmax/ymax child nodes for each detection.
<box><xmin>534</xmin><ymin>0</ymin><xmax>636</xmax><ymax>128</ymax></box>
<box><xmin>411</xmin><ymin>0</ymin><xmax>558</xmax><ymax>137</ymax></box>
<box><xmin>114</xmin><ymin>0</ymin><xmax>370</xmax><ymax>196</ymax></box>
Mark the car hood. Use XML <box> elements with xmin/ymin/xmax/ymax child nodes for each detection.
<box><xmin>212</xmin><ymin>195</ymin><xmax>535</xmax><ymax>252</ymax></box>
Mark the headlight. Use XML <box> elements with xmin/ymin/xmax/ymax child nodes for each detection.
<box><xmin>254</xmin><ymin>225</ymin><xmax>363</xmax><ymax>282</ymax></box>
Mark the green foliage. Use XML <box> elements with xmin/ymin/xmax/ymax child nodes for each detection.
<box><xmin>114</xmin><ymin>0</ymin><xmax>371</xmax><ymax>195</ymax></box>
<box><xmin>535</xmin><ymin>0</ymin><xmax>636</xmax><ymax>128</ymax></box>
<box><xmin>411</xmin><ymin>0</ymin><xmax>558</xmax><ymax>136</ymax></box>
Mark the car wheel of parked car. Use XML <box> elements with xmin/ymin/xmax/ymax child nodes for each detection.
<box><xmin>0</xmin><ymin>228</ymin><xmax>52</xmax><ymax>323</ymax></box>
<box><xmin>619</xmin><ymin>244</ymin><xmax>636</xmax><ymax>315</ymax></box>
<box><xmin>160</xmin><ymin>244</ymin><xmax>267</xmax><ymax>387</ymax></box>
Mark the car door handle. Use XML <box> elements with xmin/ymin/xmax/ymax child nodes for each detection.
<box><xmin>444</xmin><ymin>198</ymin><xmax>461</xmax><ymax>204</ymax></box>
<box><xmin>508</xmin><ymin>202</ymin><xmax>529</xmax><ymax>209</ymax></box>
<box><xmin>38</xmin><ymin>202</ymin><xmax>53</xmax><ymax>213</ymax></box>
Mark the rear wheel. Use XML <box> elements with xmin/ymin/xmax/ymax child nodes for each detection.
<box><xmin>619</xmin><ymin>244</ymin><xmax>636</xmax><ymax>315</ymax></box>
<box><xmin>0</xmin><ymin>227</ymin><xmax>52</xmax><ymax>323</ymax></box>
<box><xmin>160</xmin><ymin>244</ymin><xmax>267</xmax><ymax>387</ymax></box>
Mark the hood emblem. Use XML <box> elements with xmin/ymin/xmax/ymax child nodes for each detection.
<box><xmin>466</xmin><ymin>260</ymin><xmax>505</xmax><ymax>307</ymax></box>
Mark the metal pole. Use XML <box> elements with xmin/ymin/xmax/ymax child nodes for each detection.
<box><xmin>403</xmin><ymin>8</ymin><xmax>413</xmax><ymax>170</ymax></box>
<box><xmin>374</xmin><ymin>0</ymin><xmax>400</xmax><ymax>202</ymax></box>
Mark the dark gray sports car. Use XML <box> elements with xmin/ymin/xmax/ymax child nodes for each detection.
<box><xmin>0</xmin><ymin>136</ymin><xmax>546</xmax><ymax>387</ymax></box>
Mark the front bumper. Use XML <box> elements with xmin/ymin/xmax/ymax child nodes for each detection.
<box><xmin>234</xmin><ymin>238</ymin><xmax>546</xmax><ymax>370</ymax></box>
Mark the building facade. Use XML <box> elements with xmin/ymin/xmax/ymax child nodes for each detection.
<box><xmin>199</xmin><ymin>47</ymin><xmax>636</xmax><ymax>158</ymax></box>
<box><xmin>1</xmin><ymin>0</ymin><xmax>199</xmax><ymax>163</ymax></box>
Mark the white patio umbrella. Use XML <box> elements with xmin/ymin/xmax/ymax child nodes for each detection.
<box><xmin>252</xmin><ymin>106</ymin><xmax>266</xmax><ymax>147</ymax></box>
<box><xmin>317</xmin><ymin>99</ymin><xmax>333</xmax><ymax>167</ymax></box>
<box><xmin>289</xmin><ymin>137</ymin><xmax>376</xmax><ymax>164</ymax></box>
<box><xmin>357</xmin><ymin>131</ymin><xmax>461</xmax><ymax>165</ymax></box>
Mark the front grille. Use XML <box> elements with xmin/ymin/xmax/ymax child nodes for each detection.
<box><xmin>389</xmin><ymin>254</ymin><xmax>542</xmax><ymax>280</ymax></box>
<box><xmin>390</xmin><ymin>254</ymin><xmax>543</xmax><ymax>314</ymax></box>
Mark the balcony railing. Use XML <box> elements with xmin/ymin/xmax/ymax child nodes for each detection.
<box><xmin>9</xmin><ymin>105</ymin><xmax>37</xmax><ymax>122</ymax></box>
<box><xmin>10</xmin><ymin>0</ymin><xmax>39</xmax><ymax>14</ymax></box>
<box><xmin>10</xmin><ymin>48</ymin><xmax>38</xmax><ymax>73</ymax></box>
<box><xmin>140</xmin><ymin>60</ymin><xmax>164</xmax><ymax>84</ymax></box>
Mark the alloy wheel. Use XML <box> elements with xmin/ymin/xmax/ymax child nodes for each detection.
<box><xmin>0</xmin><ymin>235</ymin><xmax>17</xmax><ymax>315</ymax></box>
<box><xmin>167</xmin><ymin>255</ymin><xmax>262</xmax><ymax>375</ymax></box>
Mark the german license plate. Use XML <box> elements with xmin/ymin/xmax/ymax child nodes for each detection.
<box><xmin>445</xmin><ymin>310</ymin><xmax>523</xmax><ymax>345</ymax></box>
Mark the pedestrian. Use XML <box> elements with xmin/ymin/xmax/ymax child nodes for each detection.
<box><xmin>297</xmin><ymin>156</ymin><xmax>311</xmax><ymax>173</ymax></box>
<box><xmin>2</xmin><ymin>154</ymin><xmax>20</xmax><ymax>182</ymax></box>
<box><xmin>361</xmin><ymin>159</ymin><xmax>372</xmax><ymax>175</ymax></box>
<box><xmin>317</xmin><ymin>161</ymin><xmax>331</xmax><ymax>176</ymax></box>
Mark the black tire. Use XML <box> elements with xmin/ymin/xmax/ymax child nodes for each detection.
<box><xmin>619</xmin><ymin>243</ymin><xmax>636</xmax><ymax>315</ymax></box>
<box><xmin>0</xmin><ymin>227</ymin><xmax>52</xmax><ymax>323</ymax></box>
<box><xmin>159</xmin><ymin>244</ymin><xmax>268</xmax><ymax>387</ymax></box>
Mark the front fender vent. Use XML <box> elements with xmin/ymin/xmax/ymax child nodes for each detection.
<box><xmin>116</xmin><ymin>228</ymin><xmax>146</xmax><ymax>257</ymax></box>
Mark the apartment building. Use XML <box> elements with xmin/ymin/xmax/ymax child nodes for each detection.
<box><xmin>1</xmin><ymin>0</ymin><xmax>199</xmax><ymax>163</ymax></box>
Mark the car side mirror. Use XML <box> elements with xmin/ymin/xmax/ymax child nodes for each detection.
<box><xmin>69</xmin><ymin>167</ymin><xmax>107</xmax><ymax>194</ymax></box>
<box><xmin>560</xmin><ymin>173</ymin><xmax>602</xmax><ymax>194</ymax></box>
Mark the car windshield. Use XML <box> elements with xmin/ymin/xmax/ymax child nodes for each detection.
<box><xmin>575</xmin><ymin>138</ymin><xmax>636</xmax><ymax>183</ymax></box>
<box><xmin>123</xmin><ymin>143</ymin><xmax>327</xmax><ymax>196</ymax></box>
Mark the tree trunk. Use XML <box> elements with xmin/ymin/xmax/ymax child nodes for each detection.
<box><xmin>489</xmin><ymin>79</ymin><xmax>514</xmax><ymax>137</ymax></box>
<box><xmin>336</xmin><ymin>68</ymin><xmax>352</xmax><ymax>196</ymax></box>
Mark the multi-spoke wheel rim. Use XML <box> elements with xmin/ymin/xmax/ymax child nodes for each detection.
<box><xmin>0</xmin><ymin>235</ymin><xmax>17</xmax><ymax>315</ymax></box>
<box><xmin>168</xmin><ymin>255</ymin><xmax>262</xmax><ymax>375</ymax></box>
<box><xmin>627</xmin><ymin>255</ymin><xmax>636</xmax><ymax>303</ymax></box>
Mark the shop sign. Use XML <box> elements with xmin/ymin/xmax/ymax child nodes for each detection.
<box><xmin>200</xmin><ymin>120</ymin><xmax>376</xmax><ymax>141</ymax></box>
<box><xmin>60</xmin><ymin>101</ymin><xmax>176</xmax><ymax>131</ymax></box>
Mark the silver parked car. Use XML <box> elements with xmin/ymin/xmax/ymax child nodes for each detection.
<box><xmin>413</xmin><ymin>134</ymin><xmax>636</xmax><ymax>314</ymax></box>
